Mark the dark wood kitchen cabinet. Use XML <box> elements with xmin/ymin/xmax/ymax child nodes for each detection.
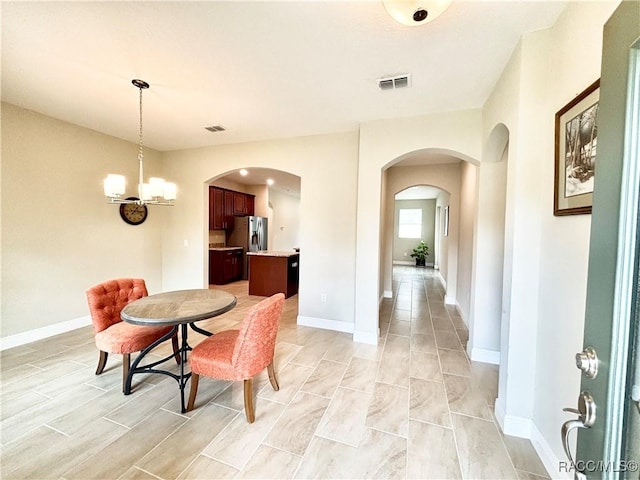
<box><xmin>209</xmin><ymin>187</ymin><xmax>256</xmax><ymax>229</ymax></box>
<box><xmin>209</xmin><ymin>187</ymin><xmax>235</xmax><ymax>230</ymax></box>
<box><xmin>233</xmin><ymin>192</ymin><xmax>246</xmax><ymax>215</ymax></box>
<box><xmin>209</xmin><ymin>187</ymin><xmax>224</xmax><ymax>230</ymax></box>
<box><xmin>209</xmin><ymin>248</ymin><xmax>243</xmax><ymax>285</ymax></box>
<box><xmin>232</xmin><ymin>191</ymin><xmax>255</xmax><ymax>216</ymax></box>
<box><xmin>245</xmin><ymin>194</ymin><xmax>255</xmax><ymax>216</ymax></box>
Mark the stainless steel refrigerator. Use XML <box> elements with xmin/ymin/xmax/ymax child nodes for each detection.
<box><xmin>227</xmin><ymin>216</ymin><xmax>268</xmax><ymax>280</ymax></box>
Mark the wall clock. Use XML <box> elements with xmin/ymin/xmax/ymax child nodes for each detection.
<box><xmin>119</xmin><ymin>197</ymin><xmax>148</xmax><ymax>225</ymax></box>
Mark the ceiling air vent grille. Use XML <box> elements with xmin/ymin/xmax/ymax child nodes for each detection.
<box><xmin>204</xmin><ymin>125</ymin><xmax>226</xmax><ymax>133</ymax></box>
<box><xmin>377</xmin><ymin>74</ymin><xmax>411</xmax><ymax>91</ymax></box>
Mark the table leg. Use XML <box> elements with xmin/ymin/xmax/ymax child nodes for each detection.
<box><xmin>124</xmin><ymin>326</ymin><xmax>179</xmax><ymax>395</ymax></box>
<box><xmin>124</xmin><ymin>323</ymin><xmax>214</xmax><ymax>413</ymax></box>
<box><xmin>179</xmin><ymin>323</ymin><xmax>190</xmax><ymax>413</ymax></box>
<box><xmin>189</xmin><ymin>322</ymin><xmax>214</xmax><ymax>337</ymax></box>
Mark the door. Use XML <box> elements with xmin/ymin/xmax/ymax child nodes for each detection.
<box><xmin>561</xmin><ymin>3</ymin><xmax>640</xmax><ymax>478</ymax></box>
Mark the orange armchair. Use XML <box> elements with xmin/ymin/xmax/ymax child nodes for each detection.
<box><xmin>186</xmin><ymin>293</ymin><xmax>285</xmax><ymax>423</ymax></box>
<box><xmin>86</xmin><ymin>278</ymin><xmax>179</xmax><ymax>392</ymax></box>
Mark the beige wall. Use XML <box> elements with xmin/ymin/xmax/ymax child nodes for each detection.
<box><xmin>159</xmin><ymin>133</ymin><xmax>359</xmax><ymax>331</ymax></box>
<box><xmin>483</xmin><ymin>1</ymin><xmax>619</xmax><ymax>472</ymax></box>
<box><xmin>1</xmin><ymin>102</ymin><xmax>165</xmax><ymax>339</ymax></box>
<box><xmin>269</xmin><ymin>189</ymin><xmax>300</xmax><ymax>251</ymax></box>
<box><xmin>469</xmin><ymin>143</ymin><xmax>508</xmax><ymax>362</ymax></box>
<box><xmin>456</xmin><ymin>160</ymin><xmax>477</xmax><ymax>322</ymax></box>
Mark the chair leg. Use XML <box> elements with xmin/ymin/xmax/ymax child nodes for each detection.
<box><xmin>95</xmin><ymin>350</ymin><xmax>108</xmax><ymax>375</ymax></box>
<box><xmin>244</xmin><ymin>378</ymin><xmax>255</xmax><ymax>423</ymax></box>
<box><xmin>122</xmin><ymin>353</ymin><xmax>130</xmax><ymax>393</ymax></box>
<box><xmin>187</xmin><ymin>373</ymin><xmax>200</xmax><ymax>412</ymax></box>
<box><xmin>267</xmin><ymin>361</ymin><xmax>279</xmax><ymax>391</ymax></box>
<box><xmin>172</xmin><ymin>333</ymin><xmax>181</xmax><ymax>365</ymax></box>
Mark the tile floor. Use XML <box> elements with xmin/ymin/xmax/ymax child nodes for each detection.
<box><xmin>0</xmin><ymin>267</ymin><xmax>550</xmax><ymax>479</ymax></box>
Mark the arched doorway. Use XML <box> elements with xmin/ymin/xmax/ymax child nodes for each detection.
<box><xmin>204</xmin><ymin>167</ymin><xmax>301</xmax><ymax>287</ymax></box>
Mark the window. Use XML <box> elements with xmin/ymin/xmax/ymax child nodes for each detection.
<box><xmin>398</xmin><ymin>208</ymin><xmax>422</xmax><ymax>238</ymax></box>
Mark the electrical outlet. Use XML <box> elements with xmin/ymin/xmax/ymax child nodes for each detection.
<box><xmin>320</xmin><ymin>293</ymin><xmax>327</xmax><ymax>303</ymax></box>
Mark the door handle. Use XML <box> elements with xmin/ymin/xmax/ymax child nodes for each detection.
<box><xmin>561</xmin><ymin>391</ymin><xmax>596</xmax><ymax>478</ymax></box>
<box><xmin>561</xmin><ymin>418</ymin><xmax>585</xmax><ymax>471</ymax></box>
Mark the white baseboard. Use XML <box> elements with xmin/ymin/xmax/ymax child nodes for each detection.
<box><xmin>297</xmin><ymin>315</ymin><xmax>354</xmax><ymax>334</ymax></box>
<box><xmin>392</xmin><ymin>261</ymin><xmax>435</xmax><ymax>267</ymax></box>
<box><xmin>353</xmin><ymin>330</ymin><xmax>379</xmax><ymax>345</ymax></box>
<box><xmin>494</xmin><ymin>400</ymin><xmax>564</xmax><ymax>478</ymax></box>
<box><xmin>1</xmin><ymin>315</ymin><xmax>92</xmax><ymax>351</ymax></box>
<box><xmin>444</xmin><ymin>294</ymin><xmax>456</xmax><ymax>305</ymax></box>
<box><xmin>530</xmin><ymin>422</ymin><xmax>570</xmax><ymax>479</ymax></box>
<box><xmin>383</xmin><ymin>290</ymin><xmax>393</xmax><ymax>298</ymax></box>
<box><xmin>454</xmin><ymin>303</ymin><xmax>468</xmax><ymax>328</ymax></box>
<box><xmin>494</xmin><ymin>397</ymin><xmax>531</xmax><ymax>438</ymax></box>
<box><xmin>470</xmin><ymin>348</ymin><xmax>500</xmax><ymax>365</ymax></box>
<box><xmin>500</xmin><ymin>412</ymin><xmax>531</xmax><ymax>438</ymax></box>
<box><xmin>438</xmin><ymin>272</ymin><xmax>447</xmax><ymax>289</ymax></box>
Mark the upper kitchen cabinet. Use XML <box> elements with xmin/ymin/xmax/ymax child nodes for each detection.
<box><xmin>245</xmin><ymin>195</ymin><xmax>255</xmax><ymax>216</ymax></box>
<box><xmin>233</xmin><ymin>192</ymin><xmax>246</xmax><ymax>215</ymax></box>
<box><xmin>209</xmin><ymin>187</ymin><xmax>234</xmax><ymax>230</ymax></box>
<box><xmin>209</xmin><ymin>187</ymin><xmax>224</xmax><ymax>230</ymax></box>
<box><xmin>209</xmin><ymin>187</ymin><xmax>256</xmax><ymax>230</ymax></box>
<box><xmin>233</xmin><ymin>192</ymin><xmax>256</xmax><ymax>216</ymax></box>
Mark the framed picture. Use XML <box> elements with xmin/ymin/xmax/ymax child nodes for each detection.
<box><xmin>554</xmin><ymin>79</ymin><xmax>600</xmax><ymax>216</ymax></box>
<box><xmin>444</xmin><ymin>205</ymin><xmax>449</xmax><ymax>237</ymax></box>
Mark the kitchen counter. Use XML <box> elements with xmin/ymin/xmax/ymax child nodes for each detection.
<box><xmin>247</xmin><ymin>250</ymin><xmax>298</xmax><ymax>257</ymax></box>
<box><xmin>248</xmin><ymin>252</ymin><xmax>299</xmax><ymax>298</ymax></box>
<box><xmin>209</xmin><ymin>246</ymin><xmax>243</xmax><ymax>251</ymax></box>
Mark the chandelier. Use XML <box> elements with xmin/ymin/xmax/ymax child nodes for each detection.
<box><xmin>382</xmin><ymin>0</ymin><xmax>452</xmax><ymax>26</ymax></box>
<box><xmin>103</xmin><ymin>79</ymin><xmax>176</xmax><ymax>205</ymax></box>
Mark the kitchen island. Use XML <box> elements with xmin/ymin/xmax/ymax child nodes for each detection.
<box><xmin>247</xmin><ymin>251</ymin><xmax>299</xmax><ymax>298</ymax></box>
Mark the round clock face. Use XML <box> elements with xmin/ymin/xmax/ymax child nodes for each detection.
<box><xmin>119</xmin><ymin>198</ymin><xmax>148</xmax><ymax>225</ymax></box>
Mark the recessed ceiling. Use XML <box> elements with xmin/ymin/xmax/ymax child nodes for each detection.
<box><xmin>219</xmin><ymin>168</ymin><xmax>301</xmax><ymax>198</ymax></box>
<box><xmin>1</xmin><ymin>1</ymin><xmax>568</xmax><ymax>152</ymax></box>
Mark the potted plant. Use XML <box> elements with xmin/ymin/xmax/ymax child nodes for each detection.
<box><xmin>410</xmin><ymin>240</ymin><xmax>429</xmax><ymax>267</ymax></box>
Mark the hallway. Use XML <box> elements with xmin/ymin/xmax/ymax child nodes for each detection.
<box><xmin>0</xmin><ymin>267</ymin><xmax>549</xmax><ymax>479</ymax></box>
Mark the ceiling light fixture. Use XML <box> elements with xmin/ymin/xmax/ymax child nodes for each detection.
<box><xmin>103</xmin><ymin>79</ymin><xmax>176</xmax><ymax>206</ymax></box>
<box><xmin>266</xmin><ymin>179</ymin><xmax>274</xmax><ymax>186</ymax></box>
<box><xmin>382</xmin><ymin>0</ymin><xmax>452</xmax><ymax>26</ymax></box>
<box><xmin>240</xmin><ymin>169</ymin><xmax>249</xmax><ymax>176</ymax></box>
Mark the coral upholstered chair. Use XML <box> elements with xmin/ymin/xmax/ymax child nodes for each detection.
<box><xmin>187</xmin><ymin>293</ymin><xmax>285</xmax><ymax>423</ymax></box>
<box><xmin>86</xmin><ymin>278</ymin><xmax>179</xmax><ymax>392</ymax></box>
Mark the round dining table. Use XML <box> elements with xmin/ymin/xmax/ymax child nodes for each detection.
<box><xmin>121</xmin><ymin>288</ymin><xmax>237</xmax><ymax>413</ymax></box>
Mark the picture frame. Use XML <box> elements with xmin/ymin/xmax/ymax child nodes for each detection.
<box><xmin>554</xmin><ymin>79</ymin><xmax>600</xmax><ymax>216</ymax></box>
<box><xmin>444</xmin><ymin>205</ymin><xmax>449</xmax><ymax>237</ymax></box>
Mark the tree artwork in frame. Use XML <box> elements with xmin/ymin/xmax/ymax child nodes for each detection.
<box><xmin>554</xmin><ymin>79</ymin><xmax>600</xmax><ymax>216</ymax></box>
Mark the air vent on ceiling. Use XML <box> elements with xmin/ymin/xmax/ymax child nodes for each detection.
<box><xmin>204</xmin><ymin>125</ymin><xmax>226</xmax><ymax>133</ymax></box>
<box><xmin>377</xmin><ymin>74</ymin><xmax>411</xmax><ymax>91</ymax></box>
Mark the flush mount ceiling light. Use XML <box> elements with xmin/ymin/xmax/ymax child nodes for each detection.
<box><xmin>103</xmin><ymin>79</ymin><xmax>176</xmax><ymax>206</ymax></box>
<box><xmin>382</xmin><ymin>0</ymin><xmax>453</xmax><ymax>26</ymax></box>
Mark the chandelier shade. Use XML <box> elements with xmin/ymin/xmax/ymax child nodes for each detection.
<box><xmin>104</xmin><ymin>79</ymin><xmax>176</xmax><ymax>206</ymax></box>
<box><xmin>382</xmin><ymin>0</ymin><xmax>453</xmax><ymax>26</ymax></box>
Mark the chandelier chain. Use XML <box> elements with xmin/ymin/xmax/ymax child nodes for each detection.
<box><xmin>138</xmin><ymin>86</ymin><xmax>144</xmax><ymax>162</ymax></box>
